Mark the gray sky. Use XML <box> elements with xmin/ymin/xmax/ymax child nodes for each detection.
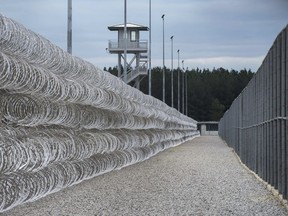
<box><xmin>1</xmin><ymin>0</ymin><xmax>288</xmax><ymax>71</ymax></box>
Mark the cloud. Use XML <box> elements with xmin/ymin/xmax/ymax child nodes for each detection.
<box><xmin>0</xmin><ymin>0</ymin><xmax>287</xmax><ymax>72</ymax></box>
<box><xmin>185</xmin><ymin>56</ymin><xmax>265</xmax><ymax>71</ymax></box>
<box><xmin>84</xmin><ymin>56</ymin><xmax>118</xmax><ymax>70</ymax></box>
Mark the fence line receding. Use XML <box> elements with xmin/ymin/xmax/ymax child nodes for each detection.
<box><xmin>0</xmin><ymin>14</ymin><xmax>199</xmax><ymax>212</ymax></box>
<box><xmin>219</xmin><ymin>25</ymin><xmax>288</xmax><ymax>199</ymax></box>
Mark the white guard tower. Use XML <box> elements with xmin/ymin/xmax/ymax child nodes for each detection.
<box><xmin>108</xmin><ymin>23</ymin><xmax>149</xmax><ymax>89</ymax></box>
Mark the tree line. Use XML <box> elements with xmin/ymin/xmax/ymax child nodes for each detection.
<box><xmin>104</xmin><ymin>66</ymin><xmax>254</xmax><ymax>122</ymax></box>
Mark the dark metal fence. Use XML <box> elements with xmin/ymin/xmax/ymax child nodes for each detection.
<box><xmin>219</xmin><ymin>25</ymin><xmax>288</xmax><ymax>199</ymax></box>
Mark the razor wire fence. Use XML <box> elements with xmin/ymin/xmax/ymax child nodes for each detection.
<box><xmin>219</xmin><ymin>25</ymin><xmax>288</xmax><ymax>199</ymax></box>
<box><xmin>0</xmin><ymin>14</ymin><xmax>199</xmax><ymax>212</ymax></box>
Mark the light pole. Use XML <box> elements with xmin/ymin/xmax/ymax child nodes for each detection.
<box><xmin>182</xmin><ymin>60</ymin><xmax>185</xmax><ymax>114</ymax></box>
<box><xmin>177</xmin><ymin>49</ymin><xmax>180</xmax><ymax>111</ymax></box>
<box><xmin>123</xmin><ymin>0</ymin><xmax>128</xmax><ymax>83</ymax></box>
<box><xmin>67</xmin><ymin>0</ymin><xmax>72</xmax><ymax>54</ymax></box>
<box><xmin>185</xmin><ymin>64</ymin><xmax>188</xmax><ymax>116</ymax></box>
<box><xmin>148</xmin><ymin>0</ymin><xmax>152</xmax><ymax>95</ymax></box>
<box><xmin>162</xmin><ymin>14</ymin><xmax>165</xmax><ymax>103</ymax></box>
<box><xmin>170</xmin><ymin>36</ymin><xmax>174</xmax><ymax>108</ymax></box>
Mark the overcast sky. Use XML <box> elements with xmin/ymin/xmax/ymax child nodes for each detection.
<box><xmin>1</xmin><ymin>0</ymin><xmax>288</xmax><ymax>71</ymax></box>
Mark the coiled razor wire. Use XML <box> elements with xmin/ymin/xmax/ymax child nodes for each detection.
<box><xmin>0</xmin><ymin>14</ymin><xmax>199</xmax><ymax>212</ymax></box>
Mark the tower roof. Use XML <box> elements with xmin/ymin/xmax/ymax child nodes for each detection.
<box><xmin>108</xmin><ymin>23</ymin><xmax>149</xmax><ymax>31</ymax></box>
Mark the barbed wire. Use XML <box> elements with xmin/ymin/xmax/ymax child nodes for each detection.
<box><xmin>0</xmin><ymin>13</ymin><xmax>199</xmax><ymax>212</ymax></box>
<box><xmin>0</xmin><ymin>14</ymin><xmax>194</xmax><ymax>125</ymax></box>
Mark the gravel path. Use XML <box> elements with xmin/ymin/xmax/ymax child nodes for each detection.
<box><xmin>2</xmin><ymin>136</ymin><xmax>288</xmax><ymax>216</ymax></box>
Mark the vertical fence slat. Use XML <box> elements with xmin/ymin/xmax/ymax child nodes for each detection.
<box><xmin>276</xmin><ymin>35</ymin><xmax>282</xmax><ymax>192</ymax></box>
<box><xmin>285</xmin><ymin>25</ymin><xmax>288</xmax><ymax>199</ymax></box>
<box><xmin>280</xmin><ymin>28</ymin><xmax>287</xmax><ymax>198</ymax></box>
<box><xmin>272</xmin><ymin>39</ymin><xmax>278</xmax><ymax>189</ymax></box>
<box><xmin>269</xmin><ymin>48</ymin><xmax>273</xmax><ymax>186</ymax></box>
<box><xmin>264</xmin><ymin>54</ymin><xmax>269</xmax><ymax>181</ymax></box>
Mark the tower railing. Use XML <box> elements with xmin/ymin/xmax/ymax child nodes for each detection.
<box><xmin>126</xmin><ymin>64</ymin><xmax>148</xmax><ymax>83</ymax></box>
<box><xmin>108</xmin><ymin>39</ymin><xmax>148</xmax><ymax>52</ymax></box>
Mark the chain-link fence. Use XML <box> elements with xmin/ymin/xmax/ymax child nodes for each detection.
<box><xmin>219</xmin><ymin>25</ymin><xmax>288</xmax><ymax>199</ymax></box>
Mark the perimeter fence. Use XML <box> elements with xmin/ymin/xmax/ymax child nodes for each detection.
<box><xmin>219</xmin><ymin>25</ymin><xmax>288</xmax><ymax>199</ymax></box>
<box><xmin>0</xmin><ymin>14</ymin><xmax>199</xmax><ymax>212</ymax></box>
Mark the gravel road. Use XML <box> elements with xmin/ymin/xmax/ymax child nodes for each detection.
<box><xmin>2</xmin><ymin>136</ymin><xmax>288</xmax><ymax>216</ymax></box>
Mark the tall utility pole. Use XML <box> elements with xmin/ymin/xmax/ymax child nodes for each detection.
<box><xmin>170</xmin><ymin>36</ymin><xmax>174</xmax><ymax>108</ymax></box>
<box><xmin>123</xmin><ymin>0</ymin><xmax>127</xmax><ymax>83</ymax></box>
<box><xmin>162</xmin><ymin>14</ymin><xmax>165</xmax><ymax>103</ymax></box>
<box><xmin>67</xmin><ymin>0</ymin><xmax>72</xmax><ymax>54</ymax></box>
<box><xmin>148</xmin><ymin>0</ymin><xmax>152</xmax><ymax>95</ymax></box>
<box><xmin>185</xmin><ymin>66</ymin><xmax>188</xmax><ymax>115</ymax></box>
<box><xmin>182</xmin><ymin>60</ymin><xmax>185</xmax><ymax>114</ymax></box>
<box><xmin>177</xmin><ymin>49</ymin><xmax>180</xmax><ymax>111</ymax></box>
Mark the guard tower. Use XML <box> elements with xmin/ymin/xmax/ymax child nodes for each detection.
<box><xmin>108</xmin><ymin>23</ymin><xmax>149</xmax><ymax>89</ymax></box>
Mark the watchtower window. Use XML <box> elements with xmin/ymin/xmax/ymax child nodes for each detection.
<box><xmin>130</xmin><ymin>31</ymin><xmax>136</xmax><ymax>42</ymax></box>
